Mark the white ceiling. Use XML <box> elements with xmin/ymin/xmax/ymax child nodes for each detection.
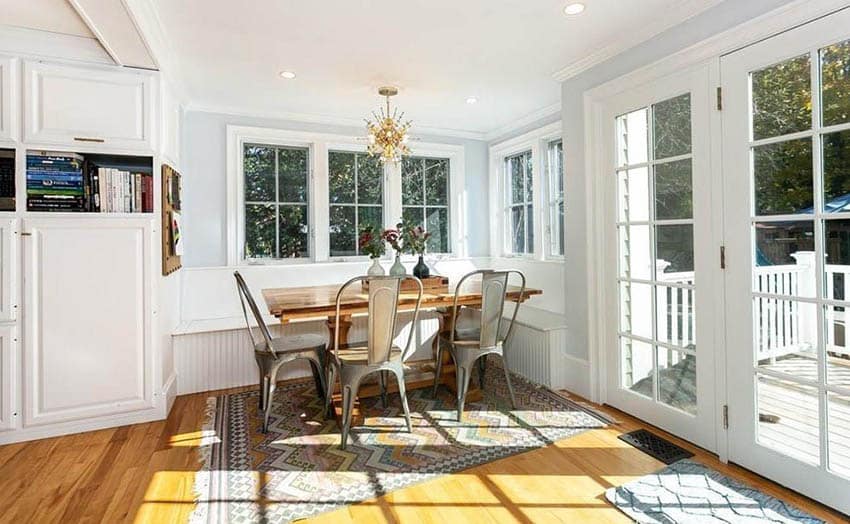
<box><xmin>1</xmin><ymin>0</ymin><xmax>93</xmax><ymax>37</ymax></box>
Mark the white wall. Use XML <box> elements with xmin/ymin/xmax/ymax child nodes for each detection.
<box><xmin>180</xmin><ymin>110</ymin><xmax>492</xmax><ymax>267</ymax></box>
<box><xmin>560</xmin><ymin>0</ymin><xmax>797</xmax><ymax>362</ymax></box>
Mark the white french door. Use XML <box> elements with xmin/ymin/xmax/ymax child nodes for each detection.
<box><xmin>722</xmin><ymin>7</ymin><xmax>850</xmax><ymax>514</ymax></box>
<box><xmin>602</xmin><ymin>65</ymin><xmax>718</xmax><ymax>451</ymax></box>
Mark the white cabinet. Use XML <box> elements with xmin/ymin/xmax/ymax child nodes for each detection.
<box><xmin>23</xmin><ymin>61</ymin><xmax>153</xmax><ymax>150</ymax></box>
<box><xmin>0</xmin><ymin>219</ymin><xmax>17</xmax><ymax>322</ymax></box>
<box><xmin>0</xmin><ymin>56</ymin><xmax>17</xmax><ymax>142</ymax></box>
<box><xmin>0</xmin><ymin>325</ymin><xmax>16</xmax><ymax>431</ymax></box>
<box><xmin>22</xmin><ymin>218</ymin><xmax>153</xmax><ymax>427</ymax></box>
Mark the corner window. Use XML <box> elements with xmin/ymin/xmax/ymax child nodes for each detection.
<box><xmin>505</xmin><ymin>150</ymin><xmax>534</xmax><ymax>254</ymax></box>
<box><xmin>243</xmin><ymin>144</ymin><xmax>310</xmax><ymax>259</ymax></box>
<box><xmin>547</xmin><ymin>139</ymin><xmax>565</xmax><ymax>256</ymax></box>
<box><xmin>328</xmin><ymin>150</ymin><xmax>384</xmax><ymax>257</ymax></box>
<box><xmin>401</xmin><ymin>156</ymin><xmax>450</xmax><ymax>253</ymax></box>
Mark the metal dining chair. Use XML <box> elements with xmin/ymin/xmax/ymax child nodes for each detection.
<box><xmin>234</xmin><ymin>271</ymin><xmax>328</xmax><ymax>432</ymax></box>
<box><xmin>432</xmin><ymin>269</ymin><xmax>526</xmax><ymax>421</ymax></box>
<box><xmin>324</xmin><ymin>275</ymin><xmax>424</xmax><ymax>449</ymax></box>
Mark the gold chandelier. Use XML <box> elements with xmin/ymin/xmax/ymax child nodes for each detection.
<box><xmin>365</xmin><ymin>86</ymin><xmax>412</xmax><ymax>164</ymax></box>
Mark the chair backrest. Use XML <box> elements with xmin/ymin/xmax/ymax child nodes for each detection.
<box><xmin>450</xmin><ymin>269</ymin><xmax>527</xmax><ymax>349</ymax></box>
<box><xmin>234</xmin><ymin>271</ymin><xmax>277</xmax><ymax>356</ymax></box>
<box><xmin>334</xmin><ymin>275</ymin><xmax>424</xmax><ymax>365</ymax></box>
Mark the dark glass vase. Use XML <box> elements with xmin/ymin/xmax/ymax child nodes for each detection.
<box><xmin>412</xmin><ymin>255</ymin><xmax>430</xmax><ymax>279</ymax></box>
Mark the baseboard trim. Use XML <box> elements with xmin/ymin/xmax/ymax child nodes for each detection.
<box><xmin>0</xmin><ymin>408</ymin><xmax>163</xmax><ymax>445</ymax></box>
<box><xmin>553</xmin><ymin>351</ymin><xmax>592</xmax><ymax>400</ymax></box>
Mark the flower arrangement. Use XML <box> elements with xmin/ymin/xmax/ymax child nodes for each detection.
<box><xmin>401</xmin><ymin>223</ymin><xmax>431</xmax><ymax>255</ymax></box>
<box><xmin>358</xmin><ymin>225</ymin><xmax>386</xmax><ymax>259</ymax></box>
<box><xmin>381</xmin><ymin>226</ymin><xmax>404</xmax><ymax>254</ymax></box>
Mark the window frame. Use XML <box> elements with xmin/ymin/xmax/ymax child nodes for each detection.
<box><xmin>504</xmin><ymin>150</ymin><xmax>534</xmax><ymax>255</ymax></box>
<box><xmin>327</xmin><ymin>148</ymin><xmax>386</xmax><ymax>260</ymax></box>
<box><xmin>489</xmin><ymin>121</ymin><xmax>562</xmax><ymax>260</ymax></box>
<box><xmin>401</xmin><ymin>155</ymin><xmax>453</xmax><ymax>255</ymax></box>
<box><xmin>227</xmin><ymin>125</ymin><xmax>466</xmax><ymax>265</ymax></box>
<box><xmin>547</xmin><ymin>138</ymin><xmax>565</xmax><ymax>258</ymax></box>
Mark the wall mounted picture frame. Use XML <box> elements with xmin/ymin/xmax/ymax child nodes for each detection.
<box><xmin>162</xmin><ymin>164</ymin><xmax>182</xmax><ymax>275</ymax></box>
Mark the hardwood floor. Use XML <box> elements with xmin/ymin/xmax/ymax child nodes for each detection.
<box><xmin>0</xmin><ymin>385</ymin><xmax>846</xmax><ymax>523</ymax></box>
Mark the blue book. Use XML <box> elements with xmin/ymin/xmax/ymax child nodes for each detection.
<box><xmin>27</xmin><ymin>172</ymin><xmax>84</xmax><ymax>181</ymax></box>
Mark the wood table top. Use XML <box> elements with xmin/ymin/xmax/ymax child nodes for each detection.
<box><xmin>262</xmin><ymin>282</ymin><xmax>542</xmax><ymax>320</ymax></box>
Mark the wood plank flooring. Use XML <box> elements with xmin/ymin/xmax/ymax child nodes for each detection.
<box><xmin>0</xmin><ymin>385</ymin><xmax>846</xmax><ymax>523</ymax></box>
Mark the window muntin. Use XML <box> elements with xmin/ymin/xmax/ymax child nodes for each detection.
<box><xmin>401</xmin><ymin>156</ymin><xmax>450</xmax><ymax>253</ymax></box>
<box><xmin>328</xmin><ymin>150</ymin><xmax>384</xmax><ymax>257</ymax></box>
<box><xmin>243</xmin><ymin>144</ymin><xmax>310</xmax><ymax>259</ymax></box>
<box><xmin>505</xmin><ymin>150</ymin><xmax>533</xmax><ymax>254</ymax></box>
<box><xmin>547</xmin><ymin>139</ymin><xmax>565</xmax><ymax>256</ymax></box>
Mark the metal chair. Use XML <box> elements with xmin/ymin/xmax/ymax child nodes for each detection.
<box><xmin>432</xmin><ymin>269</ymin><xmax>526</xmax><ymax>421</ymax></box>
<box><xmin>324</xmin><ymin>275</ymin><xmax>424</xmax><ymax>449</ymax></box>
<box><xmin>234</xmin><ymin>271</ymin><xmax>328</xmax><ymax>433</ymax></box>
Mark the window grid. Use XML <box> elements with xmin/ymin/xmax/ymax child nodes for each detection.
<box><xmin>547</xmin><ymin>139</ymin><xmax>565</xmax><ymax>257</ymax></box>
<box><xmin>402</xmin><ymin>156</ymin><xmax>451</xmax><ymax>253</ymax></box>
<box><xmin>505</xmin><ymin>150</ymin><xmax>533</xmax><ymax>255</ymax></box>
<box><xmin>329</xmin><ymin>151</ymin><xmax>383</xmax><ymax>257</ymax></box>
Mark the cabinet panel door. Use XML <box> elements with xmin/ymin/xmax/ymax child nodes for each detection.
<box><xmin>23</xmin><ymin>218</ymin><xmax>153</xmax><ymax>426</ymax></box>
<box><xmin>0</xmin><ymin>325</ymin><xmax>15</xmax><ymax>431</ymax></box>
<box><xmin>0</xmin><ymin>219</ymin><xmax>17</xmax><ymax>322</ymax></box>
<box><xmin>0</xmin><ymin>56</ymin><xmax>16</xmax><ymax>142</ymax></box>
<box><xmin>23</xmin><ymin>61</ymin><xmax>153</xmax><ymax>150</ymax></box>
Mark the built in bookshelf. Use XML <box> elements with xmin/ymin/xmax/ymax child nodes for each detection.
<box><xmin>26</xmin><ymin>151</ymin><xmax>154</xmax><ymax>213</ymax></box>
<box><xmin>0</xmin><ymin>149</ymin><xmax>15</xmax><ymax>212</ymax></box>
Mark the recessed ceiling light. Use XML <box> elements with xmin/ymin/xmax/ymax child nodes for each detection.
<box><xmin>563</xmin><ymin>2</ymin><xmax>585</xmax><ymax>16</ymax></box>
<box><xmin>466</xmin><ymin>96</ymin><xmax>478</xmax><ymax>105</ymax></box>
<box><xmin>279</xmin><ymin>70</ymin><xmax>297</xmax><ymax>79</ymax></box>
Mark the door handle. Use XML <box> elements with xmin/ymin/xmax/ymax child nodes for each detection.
<box><xmin>73</xmin><ymin>137</ymin><xmax>105</xmax><ymax>143</ymax></box>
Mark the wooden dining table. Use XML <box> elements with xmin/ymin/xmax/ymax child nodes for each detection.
<box><xmin>262</xmin><ymin>281</ymin><xmax>542</xmax><ymax>399</ymax></box>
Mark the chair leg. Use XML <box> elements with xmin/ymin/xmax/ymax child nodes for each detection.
<box><xmin>340</xmin><ymin>379</ymin><xmax>360</xmax><ymax>450</ymax></box>
<box><xmin>501</xmin><ymin>354</ymin><xmax>516</xmax><ymax>409</ymax></box>
<box><xmin>456</xmin><ymin>363</ymin><xmax>472</xmax><ymax>422</ymax></box>
<box><xmin>379</xmin><ymin>370</ymin><xmax>388</xmax><ymax>408</ymax></box>
<box><xmin>309</xmin><ymin>358</ymin><xmax>325</xmax><ymax>402</ymax></box>
<box><xmin>262</xmin><ymin>375</ymin><xmax>276</xmax><ymax>433</ymax></box>
<box><xmin>432</xmin><ymin>341</ymin><xmax>444</xmax><ymax>398</ymax></box>
<box><xmin>478</xmin><ymin>355</ymin><xmax>487</xmax><ymax>389</ymax></box>
<box><xmin>324</xmin><ymin>364</ymin><xmax>337</xmax><ymax>419</ymax></box>
<box><xmin>391</xmin><ymin>367</ymin><xmax>413</xmax><ymax>432</ymax></box>
<box><xmin>258</xmin><ymin>372</ymin><xmax>268</xmax><ymax>412</ymax></box>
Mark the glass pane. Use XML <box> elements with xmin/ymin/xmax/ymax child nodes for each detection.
<box><xmin>329</xmin><ymin>151</ymin><xmax>355</xmax><ymax>204</ymax></box>
<box><xmin>550</xmin><ymin>140</ymin><xmax>564</xmax><ymax>195</ymax></box>
<box><xmin>823</xmin><ymin>130</ymin><xmax>850</xmax><ymax>212</ymax></box>
<box><xmin>624</xmin><ymin>108</ymin><xmax>649</xmax><ymax>165</ymax></box>
<box><xmin>402</xmin><ymin>157</ymin><xmax>424</xmax><ymax>205</ymax></box>
<box><xmin>754</xmin><ymin>221</ymin><xmax>815</xmax><ymax>298</ymax></box>
<box><xmin>357</xmin><ymin>154</ymin><xmax>383</xmax><ymax>205</ymax></box>
<box><xmin>619</xmin><ymin>224</ymin><xmax>651</xmax><ymax>280</ymax></box>
<box><xmin>653</xmin><ymin>93</ymin><xmax>692</xmax><ymax>159</ymax></box>
<box><xmin>424</xmin><ymin>158</ymin><xmax>448</xmax><ymax>205</ymax></box>
<box><xmin>825</xmin><ymin>219</ymin><xmax>850</xmax><ymax>299</ymax></box>
<box><xmin>511</xmin><ymin>206</ymin><xmax>525</xmax><ymax>253</ymax></box>
<box><xmin>757</xmin><ymin>374</ymin><xmax>819</xmax><ymax>466</ymax></box>
<box><xmin>244</xmin><ymin>145</ymin><xmax>275</xmax><ymax>202</ymax></box>
<box><xmin>621</xmin><ymin>337</ymin><xmax>653</xmax><ymax>398</ymax></box>
<box><xmin>824</xmin><ymin>305</ymin><xmax>850</xmax><ymax>385</ymax></box>
<box><xmin>753</xmin><ymin>138</ymin><xmax>814</xmax><ymax>216</ymax></box>
<box><xmin>525</xmin><ymin>152</ymin><xmax>533</xmax><ymax>201</ymax></box>
<box><xmin>329</xmin><ymin>205</ymin><xmax>355</xmax><ymax>256</ymax></box>
<box><xmin>278</xmin><ymin>205</ymin><xmax>308</xmax><ymax>258</ymax></box>
<box><xmin>821</xmin><ymin>39</ymin><xmax>850</xmax><ymax>127</ymax></box>
<box><xmin>510</xmin><ymin>155</ymin><xmax>524</xmax><ymax>204</ymax></box>
<box><xmin>755</xmin><ymin>300</ymin><xmax>817</xmax><ymax>369</ymax></box>
<box><xmin>617</xmin><ymin>167</ymin><xmax>649</xmax><ymax>222</ymax></box>
<box><xmin>656</xmin><ymin>224</ymin><xmax>694</xmax><ymax>274</ymax></box>
<box><xmin>557</xmin><ymin>201</ymin><xmax>565</xmax><ymax>256</ymax></box>
<box><xmin>527</xmin><ymin>204</ymin><xmax>534</xmax><ymax>253</ymax></box>
<box><xmin>620</xmin><ymin>281</ymin><xmax>653</xmax><ymax>340</ymax></box>
<box><xmin>654</xmin><ymin>160</ymin><xmax>692</xmax><ymax>220</ymax></box>
<box><xmin>752</xmin><ymin>54</ymin><xmax>812</xmax><ymax>140</ymax></box>
<box><xmin>244</xmin><ymin>203</ymin><xmax>276</xmax><ymax>258</ymax></box>
<box><xmin>656</xmin><ymin>285</ymin><xmax>696</xmax><ymax>349</ymax></box>
<box><xmin>425</xmin><ymin>207</ymin><xmax>449</xmax><ymax>253</ymax></box>
<box><xmin>657</xmin><ymin>349</ymin><xmax>696</xmax><ymax>414</ymax></box>
<box><xmin>277</xmin><ymin>147</ymin><xmax>308</xmax><ymax>203</ymax></box>
<box><xmin>357</xmin><ymin>206</ymin><xmax>383</xmax><ymax>256</ymax></box>
<box><xmin>402</xmin><ymin>206</ymin><xmax>424</xmax><ymax>229</ymax></box>
<box><xmin>828</xmin><ymin>392</ymin><xmax>850</xmax><ymax>479</ymax></box>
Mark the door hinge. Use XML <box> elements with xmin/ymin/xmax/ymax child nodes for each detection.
<box><xmin>722</xmin><ymin>404</ymin><xmax>729</xmax><ymax>429</ymax></box>
<box><xmin>716</xmin><ymin>86</ymin><xmax>723</xmax><ymax>111</ymax></box>
<box><xmin>720</xmin><ymin>245</ymin><xmax>726</xmax><ymax>269</ymax></box>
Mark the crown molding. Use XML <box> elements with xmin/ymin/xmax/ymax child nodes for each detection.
<box><xmin>552</xmin><ymin>0</ymin><xmax>726</xmax><ymax>83</ymax></box>
<box><xmin>185</xmin><ymin>101</ymin><xmax>491</xmax><ymax>141</ymax></box>
<box><xmin>483</xmin><ymin>102</ymin><xmax>562</xmax><ymax>143</ymax></box>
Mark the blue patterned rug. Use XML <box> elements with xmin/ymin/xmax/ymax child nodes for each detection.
<box><xmin>605</xmin><ymin>459</ymin><xmax>824</xmax><ymax>523</ymax></box>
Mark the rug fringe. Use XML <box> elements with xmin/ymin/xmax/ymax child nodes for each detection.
<box><xmin>189</xmin><ymin>396</ymin><xmax>219</xmax><ymax>524</ymax></box>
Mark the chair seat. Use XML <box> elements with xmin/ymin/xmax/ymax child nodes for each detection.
<box><xmin>440</xmin><ymin>331</ymin><xmax>483</xmax><ymax>347</ymax></box>
<box><xmin>255</xmin><ymin>333</ymin><xmax>326</xmax><ymax>356</ymax></box>
<box><xmin>334</xmin><ymin>341</ymin><xmax>403</xmax><ymax>364</ymax></box>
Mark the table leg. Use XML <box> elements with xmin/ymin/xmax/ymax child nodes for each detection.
<box><xmin>435</xmin><ymin>307</ymin><xmax>483</xmax><ymax>402</ymax></box>
<box><xmin>327</xmin><ymin>315</ymin><xmax>352</xmax><ymax>349</ymax></box>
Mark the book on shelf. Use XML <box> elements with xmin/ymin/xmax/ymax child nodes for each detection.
<box><xmin>26</xmin><ymin>151</ymin><xmax>153</xmax><ymax>213</ymax></box>
<box><xmin>0</xmin><ymin>150</ymin><xmax>15</xmax><ymax>211</ymax></box>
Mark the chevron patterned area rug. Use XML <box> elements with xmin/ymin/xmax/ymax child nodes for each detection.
<box><xmin>605</xmin><ymin>459</ymin><xmax>825</xmax><ymax>523</ymax></box>
<box><xmin>190</xmin><ymin>361</ymin><xmax>607</xmax><ymax>523</ymax></box>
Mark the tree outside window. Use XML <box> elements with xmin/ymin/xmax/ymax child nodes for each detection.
<box><xmin>401</xmin><ymin>156</ymin><xmax>450</xmax><ymax>253</ymax></box>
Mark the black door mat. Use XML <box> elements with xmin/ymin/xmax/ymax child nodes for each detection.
<box><xmin>618</xmin><ymin>429</ymin><xmax>694</xmax><ymax>464</ymax></box>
